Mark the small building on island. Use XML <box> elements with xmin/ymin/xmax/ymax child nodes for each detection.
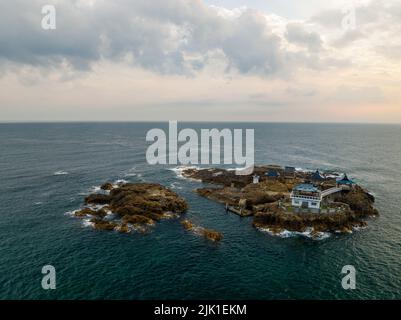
<box><xmin>336</xmin><ymin>173</ymin><xmax>354</xmax><ymax>189</ymax></box>
<box><xmin>290</xmin><ymin>183</ymin><xmax>322</xmax><ymax>209</ymax></box>
<box><xmin>284</xmin><ymin>166</ymin><xmax>296</xmax><ymax>178</ymax></box>
<box><xmin>311</xmin><ymin>170</ymin><xmax>325</xmax><ymax>181</ymax></box>
<box><xmin>266</xmin><ymin>169</ymin><xmax>280</xmax><ymax>178</ymax></box>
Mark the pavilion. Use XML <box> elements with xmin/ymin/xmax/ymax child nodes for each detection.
<box><xmin>311</xmin><ymin>170</ymin><xmax>325</xmax><ymax>181</ymax></box>
<box><xmin>336</xmin><ymin>173</ymin><xmax>354</xmax><ymax>189</ymax></box>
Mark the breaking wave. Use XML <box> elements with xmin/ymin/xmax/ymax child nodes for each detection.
<box><xmin>258</xmin><ymin>227</ymin><xmax>331</xmax><ymax>240</ymax></box>
<box><xmin>169</xmin><ymin>165</ymin><xmax>202</xmax><ymax>180</ymax></box>
<box><xmin>113</xmin><ymin>179</ymin><xmax>128</xmax><ymax>187</ymax></box>
<box><xmin>53</xmin><ymin>171</ymin><xmax>69</xmax><ymax>176</ymax></box>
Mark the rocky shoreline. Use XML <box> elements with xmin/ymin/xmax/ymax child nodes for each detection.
<box><xmin>70</xmin><ymin>165</ymin><xmax>378</xmax><ymax>241</ymax></box>
<box><xmin>181</xmin><ymin>219</ymin><xmax>223</xmax><ymax>242</ymax></box>
<box><xmin>72</xmin><ymin>182</ymin><xmax>188</xmax><ymax>233</ymax></box>
<box><xmin>181</xmin><ymin>166</ymin><xmax>378</xmax><ymax>237</ymax></box>
<box><xmin>71</xmin><ymin>181</ymin><xmax>223</xmax><ymax>242</ymax></box>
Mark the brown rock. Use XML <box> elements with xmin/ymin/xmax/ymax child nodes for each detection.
<box><xmin>84</xmin><ymin>194</ymin><xmax>111</xmax><ymax>205</ymax></box>
<box><xmin>122</xmin><ymin>214</ymin><xmax>154</xmax><ymax>225</ymax></box>
<box><xmin>185</xmin><ymin>167</ymin><xmax>378</xmax><ymax>235</ymax></box>
<box><xmin>74</xmin><ymin>208</ymin><xmax>97</xmax><ymax>217</ymax></box>
<box><xmin>202</xmin><ymin>229</ymin><xmax>223</xmax><ymax>242</ymax></box>
<box><xmin>74</xmin><ymin>207</ymin><xmax>108</xmax><ymax>218</ymax></box>
<box><xmin>100</xmin><ymin>182</ymin><xmax>114</xmax><ymax>191</ymax></box>
<box><xmin>181</xmin><ymin>219</ymin><xmax>195</xmax><ymax>230</ymax></box>
<box><xmin>116</xmin><ymin>223</ymin><xmax>130</xmax><ymax>233</ymax></box>
<box><xmin>181</xmin><ymin>219</ymin><xmax>223</xmax><ymax>242</ymax></box>
<box><xmin>90</xmin><ymin>219</ymin><xmax>117</xmax><ymax>231</ymax></box>
<box><xmin>77</xmin><ymin>182</ymin><xmax>187</xmax><ymax>234</ymax></box>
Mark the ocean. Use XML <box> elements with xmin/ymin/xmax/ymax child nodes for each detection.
<box><xmin>0</xmin><ymin>122</ymin><xmax>400</xmax><ymax>299</ymax></box>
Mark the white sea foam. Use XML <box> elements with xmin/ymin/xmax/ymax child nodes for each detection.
<box><xmin>65</xmin><ymin>203</ymin><xmax>108</xmax><ymax>218</ymax></box>
<box><xmin>86</xmin><ymin>204</ymin><xmax>108</xmax><ymax>211</ymax></box>
<box><xmin>53</xmin><ymin>170</ymin><xmax>69</xmax><ymax>176</ymax></box>
<box><xmin>90</xmin><ymin>185</ymin><xmax>102</xmax><ymax>193</ymax></box>
<box><xmin>113</xmin><ymin>179</ymin><xmax>128</xmax><ymax>187</ymax></box>
<box><xmin>78</xmin><ymin>185</ymin><xmax>109</xmax><ymax>196</ymax></box>
<box><xmin>295</xmin><ymin>167</ymin><xmax>314</xmax><ymax>173</ymax></box>
<box><xmin>192</xmin><ymin>226</ymin><xmax>203</xmax><ymax>235</ymax></box>
<box><xmin>65</xmin><ymin>209</ymin><xmax>78</xmax><ymax>217</ymax></box>
<box><xmin>325</xmin><ymin>173</ymin><xmax>341</xmax><ymax>178</ymax></box>
<box><xmin>170</xmin><ymin>182</ymin><xmax>182</xmax><ymax>189</ymax></box>
<box><xmin>353</xmin><ymin>225</ymin><xmax>367</xmax><ymax>231</ymax></box>
<box><xmin>294</xmin><ymin>167</ymin><xmax>343</xmax><ymax>179</ymax></box>
<box><xmin>103</xmin><ymin>211</ymin><xmax>117</xmax><ymax>221</ymax></box>
<box><xmin>161</xmin><ymin>212</ymin><xmax>180</xmax><ymax>219</ymax></box>
<box><xmin>367</xmin><ymin>191</ymin><xmax>376</xmax><ymax>198</ymax></box>
<box><xmin>169</xmin><ymin>165</ymin><xmax>202</xmax><ymax>180</ymax></box>
<box><xmin>125</xmin><ymin>173</ymin><xmax>137</xmax><ymax>177</ymax></box>
<box><xmin>124</xmin><ymin>167</ymin><xmax>144</xmax><ymax>179</ymax></box>
<box><xmin>82</xmin><ymin>218</ymin><xmax>94</xmax><ymax>228</ymax></box>
<box><xmin>258</xmin><ymin>227</ymin><xmax>331</xmax><ymax>240</ymax></box>
<box><xmin>85</xmin><ymin>179</ymin><xmax>129</xmax><ymax>195</ymax></box>
<box><xmin>124</xmin><ymin>166</ymin><xmax>138</xmax><ymax>177</ymax></box>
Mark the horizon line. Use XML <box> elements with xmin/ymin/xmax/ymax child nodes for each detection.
<box><xmin>1</xmin><ymin>120</ymin><xmax>401</xmax><ymax>125</ymax></box>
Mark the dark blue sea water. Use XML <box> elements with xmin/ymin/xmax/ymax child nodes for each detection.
<box><xmin>0</xmin><ymin>122</ymin><xmax>400</xmax><ymax>299</ymax></box>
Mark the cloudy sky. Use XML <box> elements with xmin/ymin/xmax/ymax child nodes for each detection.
<box><xmin>0</xmin><ymin>0</ymin><xmax>400</xmax><ymax>122</ymax></box>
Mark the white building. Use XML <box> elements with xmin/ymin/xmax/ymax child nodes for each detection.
<box><xmin>253</xmin><ymin>175</ymin><xmax>260</xmax><ymax>184</ymax></box>
<box><xmin>290</xmin><ymin>183</ymin><xmax>322</xmax><ymax>209</ymax></box>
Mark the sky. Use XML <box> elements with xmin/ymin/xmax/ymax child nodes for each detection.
<box><xmin>0</xmin><ymin>0</ymin><xmax>400</xmax><ymax>123</ymax></box>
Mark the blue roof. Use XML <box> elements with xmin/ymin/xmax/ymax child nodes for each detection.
<box><xmin>311</xmin><ymin>170</ymin><xmax>325</xmax><ymax>180</ymax></box>
<box><xmin>293</xmin><ymin>183</ymin><xmax>320</xmax><ymax>193</ymax></box>
<box><xmin>266</xmin><ymin>169</ymin><xmax>280</xmax><ymax>177</ymax></box>
<box><xmin>338</xmin><ymin>180</ymin><xmax>353</xmax><ymax>185</ymax></box>
<box><xmin>337</xmin><ymin>173</ymin><xmax>354</xmax><ymax>184</ymax></box>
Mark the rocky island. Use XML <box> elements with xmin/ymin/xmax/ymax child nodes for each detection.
<box><xmin>72</xmin><ymin>181</ymin><xmax>224</xmax><ymax>242</ymax></box>
<box><xmin>70</xmin><ymin>165</ymin><xmax>378</xmax><ymax>240</ymax></box>
<box><xmin>182</xmin><ymin>165</ymin><xmax>378</xmax><ymax>238</ymax></box>
<box><xmin>73</xmin><ymin>182</ymin><xmax>188</xmax><ymax>233</ymax></box>
<box><xmin>181</xmin><ymin>219</ymin><xmax>223</xmax><ymax>242</ymax></box>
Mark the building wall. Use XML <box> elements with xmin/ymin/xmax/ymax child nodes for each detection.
<box><xmin>292</xmin><ymin>198</ymin><xmax>321</xmax><ymax>209</ymax></box>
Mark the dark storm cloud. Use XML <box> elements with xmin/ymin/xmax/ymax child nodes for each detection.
<box><xmin>0</xmin><ymin>0</ymin><xmax>335</xmax><ymax>76</ymax></box>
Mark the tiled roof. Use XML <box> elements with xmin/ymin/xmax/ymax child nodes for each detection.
<box><xmin>293</xmin><ymin>183</ymin><xmax>320</xmax><ymax>193</ymax></box>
